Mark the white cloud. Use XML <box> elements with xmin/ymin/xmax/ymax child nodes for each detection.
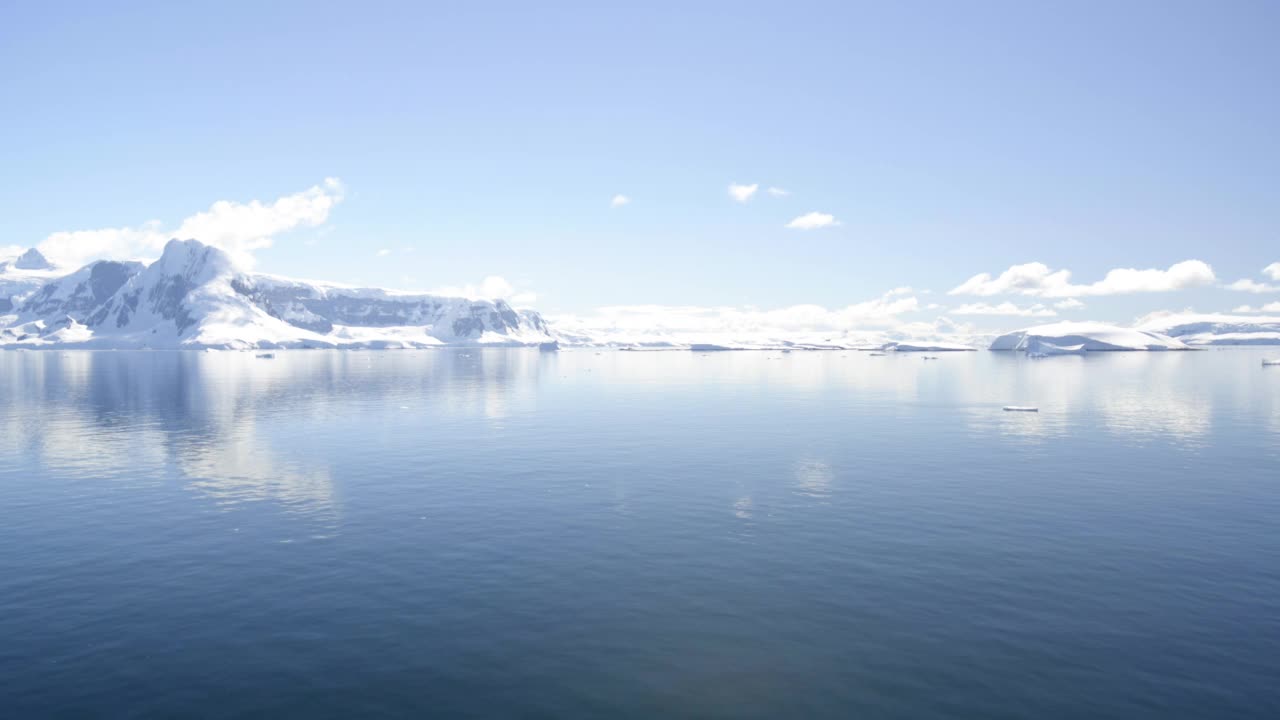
<box><xmin>950</xmin><ymin>302</ymin><xmax>1057</xmax><ymax>317</ymax></box>
<box><xmin>1265</xmin><ymin>263</ymin><xmax>1280</xmax><ymax>282</ymax></box>
<box><xmin>0</xmin><ymin>245</ymin><xmax>25</xmax><ymax>260</ymax></box>
<box><xmin>728</xmin><ymin>183</ymin><xmax>759</xmax><ymax>203</ymax></box>
<box><xmin>430</xmin><ymin>276</ymin><xmax>537</xmax><ymax>306</ymax></box>
<box><xmin>785</xmin><ymin>211</ymin><xmax>840</xmax><ymax>230</ymax></box>
<box><xmin>376</xmin><ymin>249</ymin><xmax>392</xmax><ymax>257</ymax></box>
<box><xmin>610</xmin><ymin>194</ymin><xmax>630</xmax><ymax>208</ymax></box>
<box><xmin>36</xmin><ymin>178</ymin><xmax>344</xmax><ymax>269</ymax></box>
<box><xmin>1054</xmin><ymin>298</ymin><xmax>1085</xmax><ymax>310</ymax></box>
<box><xmin>767</xmin><ymin>187</ymin><xmax>790</xmax><ymax>197</ymax></box>
<box><xmin>1232</xmin><ymin>302</ymin><xmax>1280</xmax><ymax>313</ymax></box>
<box><xmin>1226</xmin><ymin>278</ymin><xmax>1279</xmax><ymax>293</ymax></box>
<box><xmin>553</xmin><ymin>289</ymin><xmax>921</xmax><ymax>336</ymax></box>
<box><xmin>949</xmin><ymin>260</ymin><xmax>1215</xmax><ymax>298</ymax></box>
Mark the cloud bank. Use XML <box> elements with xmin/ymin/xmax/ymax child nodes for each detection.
<box><xmin>554</xmin><ymin>289</ymin><xmax>920</xmax><ymax>336</ymax></box>
<box><xmin>430</xmin><ymin>276</ymin><xmax>537</xmax><ymax>306</ymax></box>
<box><xmin>950</xmin><ymin>260</ymin><xmax>1215</xmax><ymax>298</ymax></box>
<box><xmin>950</xmin><ymin>302</ymin><xmax>1057</xmax><ymax>317</ymax></box>
<box><xmin>1233</xmin><ymin>302</ymin><xmax>1280</xmax><ymax>313</ymax></box>
<box><xmin>36</xmin><ymin>178</ymin><xmax>344</xmax><ymax>269</ymax></box>
<box><xmin>1226</xmin><ymin>278</ymin><xmax>1279</xmax><ymax>293</ymax></box>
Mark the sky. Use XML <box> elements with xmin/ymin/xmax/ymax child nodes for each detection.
<box><xmin>2</xmin><ymin>0</ymin><xmax>1278</xmax><ymax>331</ymax></box>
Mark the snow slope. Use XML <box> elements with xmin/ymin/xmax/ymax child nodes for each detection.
<box><xmin>1</xmin><ymin>239</ymin><xmax>552</xmax><ymax>349</ymax></box>
<box><xmin>1135</xmin><ymin>312</ymin><xmax>1280</xmax><ymax>346</ymax></box>
<box><xmin>0</xmin><ymin>248</ymin><xmax>65</xmax><ymax>314</ymax></box>
<box><xmin>990</xmin><ymin>321</ymin><xmax>1190</xmax><ymax>352</ymax></box>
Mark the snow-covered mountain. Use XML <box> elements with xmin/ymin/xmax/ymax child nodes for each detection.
<box><xmin>12</xmin><ymin>247</ymin><xmax>54</xmax><ymax>270</ymax></box>
<box><xmin>1</xmin><ymin>239</ymin><xmax>552</xmax><ymax>349</ymax></box>
<box><xmin>1136</xmin><ymin>312</ymin><xmax>1280</xmax><ymax>346</ymax></box>
<box><xmin>990</xmin><ymin>322</ymin><xmax>1191</xmax><ymax>352</ymax></box>
<box><xmin>8</xmin><ymin>240</ymin><xmax>1279</xmax><ymax>352</ymax></box>
<box><xmin>0</xmin><ymin>248</ymin><xmax>65</xmax><ymax>313</ymax></box>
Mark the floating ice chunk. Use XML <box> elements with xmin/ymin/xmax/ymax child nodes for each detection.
<box><xmin>256</xmin><ymin>352</ymin><xmax>276</xmax><ymax>359</ymax></box>
<box><xmin>1264</xmin><ymin>359</ymin><xmax>1280</xmax><ymax>366</ymax></box>
<box><xmin>883</xmin><ymin>341</ymin><xmax>974</xmax><ymax>352</ymax></box>
<box><xmin>868</xmin><ymin>352</ymin><xmax>886</xmax><ymax>356</ymax></box>
<box><xmin>1003</xmin><ymin>406</ymin><xmax>1039</xmax><ymax>412</ymax></box>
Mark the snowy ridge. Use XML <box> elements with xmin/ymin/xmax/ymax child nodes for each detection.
<box><xmin>1135</xmin><ymin>312</ymin><xmax>1280</xmax><ymax>346</ymax></box>
<box><xmin>0</xmin><ymin>248</ymin><xmax>65</xmax><ymax>313</ymax></box>
<box><xmin>1</xmin><ymin>239</ymin><xmax>553</xmax><ymax>349</ymax></box>
<box><xmin>990</xmin><ymin>322</ymin><xmax>1190</xmax><ymax>352</ymax></box>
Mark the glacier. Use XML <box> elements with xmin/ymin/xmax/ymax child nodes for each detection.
<box><xmin>1135</xmin><ymin>312</ymin><xmax>1280</xmax><ymax>346</ymax></box>
<box><xmin>1</xmin><ymin>240</ymin><xmax>553</xmax><ymax>349</ymax></box>
<box><xmin>990</xmin><ymin>322</ymin><xmax>1190</xmax><ymax>352</ymax></box>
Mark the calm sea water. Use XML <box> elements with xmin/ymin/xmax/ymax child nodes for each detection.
<box><xmin>1</xmin><ymin>349</ymin><xmax>1278</xmax><ymax>718</ymax></box>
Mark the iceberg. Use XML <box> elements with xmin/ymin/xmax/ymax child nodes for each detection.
<box><xmin>882</xmin><ymin>341</ymin><xmax>975</xmax><ymax>353</ymax></box>
<box><xmin>990</xmin><ymin>322</ymin><xmax>1189</xmax><ymax>352</ymax></box>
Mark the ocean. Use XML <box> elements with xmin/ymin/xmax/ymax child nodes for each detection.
<box><xmin>2</xmin><ymin>348</ymin><xmax>1278</xmax><ymax>718</ymax></box>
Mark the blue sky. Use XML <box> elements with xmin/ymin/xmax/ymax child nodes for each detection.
<box><xmin>2</xmin><ymin>1</ymin><xmax>1277</xmax><ymax>325</ymax></box>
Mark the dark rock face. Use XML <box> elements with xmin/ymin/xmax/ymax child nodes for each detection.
<box><xmin>22</xmin><ymin>261</ymin><xmax>143</xmax><ymax>320</ymax></box>
<box><xmin>452</xmin><ymin>315</ymin><xmax>484</xmax><ymax>337</ymax></box>
<box><xmin>88</xmin><ymin>262</ymin><xmax>135</xmax><ymax>304</ymax></box>
<box><xmin>247</xmin><ymin>282</ymin><xmax>540</xmax><ymax>339</ymax></box>
<box><xmin>144</xmin><ymin>275</ymin><xmax>196</xmax><ymax>334</ymax></box>
<box><xmin>14</xmin><ymin>248</ymin><xmax>53</xmax><ymax>270</ymax></box>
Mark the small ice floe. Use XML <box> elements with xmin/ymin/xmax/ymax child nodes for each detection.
<box><xmin>868</xmin><ymin>352</ymin><xmax>887</xmax><ymax>357</ymax></box>
<box><xmin>255</xmin><ymin>352</ymin><xmax>276</xmax><ymax>359</ymax></box>
<box><xmin>1264</xmin><ymin>359</ymin><xmax>1280</xmax><ymax>366</ymax></box>
<box><xmin>781</xmin><ymin>348</ymin><xmax>792</xmax><ymax>354</ymax></box>
<box><xmin>922</xmin><ymin>355</ymin><xmax>939</xmax><ymax>360</ymax></box>
<box><xmin>1003</xmin><ymin>406</ymin><xmax>1039</xmax><ymax>412</ymax></box>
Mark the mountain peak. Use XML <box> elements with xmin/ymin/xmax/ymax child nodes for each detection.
<box><xmin>14</xmin><ymin>247</ymin><xmax>53</xmax><ymax>270</ymax></box>
<box><xmin>153</xmin><ymin>238</ymin><xmax>237</xmax><ymax>280</ymax></box>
